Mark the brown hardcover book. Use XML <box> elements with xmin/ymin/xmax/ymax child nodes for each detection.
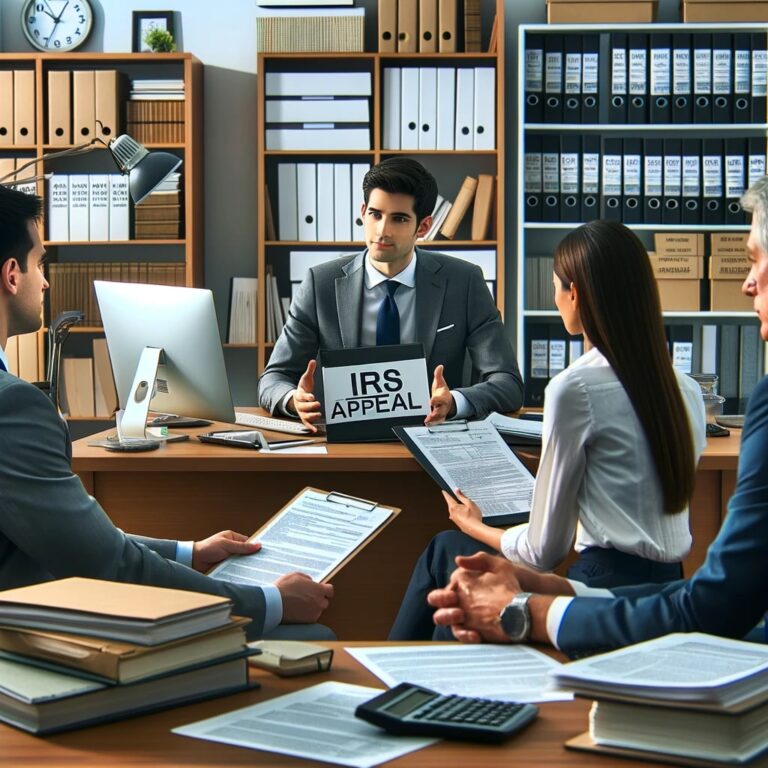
<box><xmin>134</xmin><ymin>221</ymin><xmax>182</xmax><ymax>239</ymax></box>
<box><xmin>471</xmin><ymin>174</ymin><xmax>495</xmax><ymax>240</ymax></box>
<box><xmin>440</xmin><ymin>176</ymin><xmax>478</xmax><ymax>239</ymax></box>
<box><xmin>138</xmin><ymin>190</ymin><xmax>181</xmax><ymax>206</ymax></box>
<box><xmin>463</xmin><ymin>0</ymin><xmax>482</xmax><ymax>52</ymax></box>
<box><xmin>134</xmin><ymin>204</ymin><xmax>181</xmax><ymax>223</ymax></box>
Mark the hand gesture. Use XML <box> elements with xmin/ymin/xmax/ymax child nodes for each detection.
<box><xmin>275</xmin><ymin>572</ymin><xmax>334</xmax><ymax>623</ymax></box>
<box><xmin>425</xmin><ymin>364</ymin><xmax>456</xmax><ymax>425</ymax></box>
<box><xmin>192</xmin><ymin>530</ymin><xmax>261</xmax><ymax>573</ymax></box>
<box><xmin>288</xmin><ymin>359</ymin><xmax>323</xmax><ymax>432</ymax></box>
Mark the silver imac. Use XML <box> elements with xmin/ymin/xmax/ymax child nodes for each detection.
<box><xmin>94</xmin><ymin>281</ymin><xmax>236</xmax><ymax>440</ymax></box>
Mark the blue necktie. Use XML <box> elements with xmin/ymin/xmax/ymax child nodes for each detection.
<box><xmin>0</xmin><ymin>358</ymin><xmax>6</xmax><ymax>372</ymax></box>
<box><xmin>376</xmin><ymin>281</ymin><xmax>400</xmax><ymax>346</ymax></box>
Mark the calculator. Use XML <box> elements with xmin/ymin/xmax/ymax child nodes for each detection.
<box><xmin>355</xmin><ymin>682</ymin><xmax>538</xmax><ymax>742</ymax></box>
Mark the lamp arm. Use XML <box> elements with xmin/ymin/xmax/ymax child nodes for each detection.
<box><xmin>0</xmin><ymin>138</ymin><xmax>109</xmax><ymax>183</ymax></box>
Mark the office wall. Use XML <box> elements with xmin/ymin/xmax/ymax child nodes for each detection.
<box><xmin>1</xmin><ymin>0</ymin><xmax>683</xmax><ymax>404</ymax></box>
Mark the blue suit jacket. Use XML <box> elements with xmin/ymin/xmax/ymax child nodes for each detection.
<box><xmin>557</xmin><ymin>374</ymin><xmax>768</xmax><ymax>655</ymax></box>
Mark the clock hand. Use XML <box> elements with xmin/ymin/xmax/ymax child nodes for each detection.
<box><xmin>45</xmin><ymin>17</ymin><xmax>60</xmax><ymax>48</ymax></box>
<box><xmin>53</xmin><ymin>0</ymin><xmax>70</xmax><ymax>22</ymax></box>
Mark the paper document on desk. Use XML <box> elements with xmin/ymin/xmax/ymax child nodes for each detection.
<box><xmin>209</xmin><ymin>488</ymin><xmax>398</xmax><ymax>586</ymax></box>
<box><xmin>173</xmin><ymin>681</ymin><xmax>437</xmax><ymax>768</ymax></box>
<box><xmin>347</xmin><ymin>645</ymin><xmax>571</xmax><ymax>704</ymax></box>
<box><xmin>486</xmin><ymin>413</ymin><xmax>543</xmax><ymax>445</ymax></box>
<box><xmin>393</xmin><ymin>420</ymin><xmax>534</xmax><ymax>526</ymax></box>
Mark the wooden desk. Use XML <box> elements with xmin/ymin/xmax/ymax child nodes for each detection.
<box><xmin>71</xmin><ymin>420</ymin><xmax>740</xmax><ymax>640</ymax></box>
<box><xmin>0</xmin><ymin>643</ymin><xmax>656</xmax><ymax>768</ymax></box>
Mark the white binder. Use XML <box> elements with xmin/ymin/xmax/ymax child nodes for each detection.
<box><xmin>473</xmin><ymin>67</ymin><xmax>496</xmax><ymax>150</ymax></box>
<box><xmin>455</xmin><ymin>68</ymin><xmax>474</xmax><ymax>150</ymax></box>
<box><xmin>265</xmin><ymin>72</ymin><xmax>371</xmax><ymax>97</ymax></box>
<box><xmin>266</xmin><ymin>127</ymin><xmax>369</xmax><ymax>151</ymax></box>
<box><xmin>334</xmin><ymin>164</ymin><xmax>352</xmax><ymax>242</ymax></box>
<box><xmin>88</xmin><ymin>174</ymin><xmax>110</xmax><ymax>242</ymax></box>
<box><xmin>265</xmin><ymin>98</ymin><xmax>369</xmax><ymax>123</ymax></box>
<box><xmin>108</xmin><ymin>175</ymin><xmax>129</xmax><ymax>241</ymax></box>
<box><xmin>68</xmin><ymin>174</ymin><xmax>90</xmax><ymax>242</ymax></box>
<box><xmin>316</xmin><ymin>163</ymin><xmax>335</xmax><ymax>242</ymax></box>
<box><xmin>47</xmin><ymin>175</ymin><xmax>69</xmax><ymax>242</ymax></box>
<box><xmin>400</xmin><ymin>68</ymin><xmax>420</xmax><ymax>150</ymax></box>
<box><xmin>382</xmin><ymin>68</ymin><xmax>401</xmax><ymax>150</ymax></box>
<box><xmin>297</xmin><ymin>163</ymin><xmax>318</xmax><ymax>242</ymax></box>
<box><xmin>351</xmin><ymin>163</ymin><xmax>369</xmax><ymax>241</ymax></box>
<box><xmin>436</xmin><ymin>67</ymin><xmax>456</xmax><ymax>150</ymax></box>
<box><xmin>278</xmin><ymin>163</ymin><xmax>298</xmax><ymax>241</ymax></box>
<box><xmin>418</xmin><ymin>67</ymin><xmax>437</xmax><ymax>150</ymax></box>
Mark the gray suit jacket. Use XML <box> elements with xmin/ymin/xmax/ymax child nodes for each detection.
<box><xmin>0</xmin><ymin>373</ymin><xmax>268</xmax><ymax>639</ymax></box>
<box><xmin>258</xmin><ymin>249</ymin><xmax>523</xmax><ymax>418</ymax></box>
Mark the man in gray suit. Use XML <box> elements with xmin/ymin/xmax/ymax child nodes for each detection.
<box><xmin>258</xmin><ymin>158</ymin><xmax>523</xmax><ymax>431</ymax></box>
<box><xmin>0</xmin><ymin>184</ymin><xmax>333</xmax><ymax>639</ymax></box>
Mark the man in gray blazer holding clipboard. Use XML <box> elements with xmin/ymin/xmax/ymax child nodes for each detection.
<box><xmin>258</xmin><ymin>158</ymin><xmax>523</xmax><ymax>430</ymax></box>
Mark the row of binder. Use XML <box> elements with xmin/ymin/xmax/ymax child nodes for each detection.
<box><xmin>378</xmin><ymin>0</ymin><xmax>460</xmax><ymax>54</ymax></box>
<box><xmin>524</xmin><ymin>32</ymin><xmax>768</xmax><ymax>124</ymax></box>
<box><xmin>524</xmin><ymin>136</ymin><xmax>767</xmax><ymax>224</ymax></box>
<box><xmin>525</xmin><ymin>325</ymin><xmax>585</xmax><ymax>406</ymax></box>
<box><xmin>382</xmin><ymin>66</ymin><xmax>495</xmax><ymax>151</ymax></box>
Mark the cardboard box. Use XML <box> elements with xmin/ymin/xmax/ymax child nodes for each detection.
<box><xmin>653</xmin><ymin>233</ymin><xmax>706</xmax><ymax>257</ymax></box>
<box><xmin>650</xmin><ymin>255</ymin><xmax>703</xmax><ymax>311</ymax></box>
<box><xmin>547</xmin><ymin>0</ymin><xmax>658</xmax><ymax>23</ymax></box>
<box><xmin>710</xmin><ymin>233</ymin><xmax>749</xmax><ymax>257</ymax></box>
<box><xmin>710</xmin><ymin>254</ymin><xmax>753</xmax><ymax>311</ymax></box>
<box><xmin>682</xmin><ymin>0</ymin><xmax>768</xmax><ymax>22</ymax></box>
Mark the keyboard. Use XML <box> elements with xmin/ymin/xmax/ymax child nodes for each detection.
<box><xmin>234</xmin><ymin>412</ymin><xmax>313</xmax><ymax>435</ymax></box>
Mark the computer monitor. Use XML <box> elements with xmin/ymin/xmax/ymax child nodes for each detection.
<box><xmin>95</xmin><ymin>281</ymin><xmax>236</xmax><ymax>439</ymax></box>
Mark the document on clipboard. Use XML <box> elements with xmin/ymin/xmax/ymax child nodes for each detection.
<box><xmin>393</xmin><ymin>421</ymin><xmax>533</xmax><ymax>527</ymax></box>
<box><xmin>208</xmin><ymin>488</ymin><xmax>399</xmax><ymax>587</ymax></box>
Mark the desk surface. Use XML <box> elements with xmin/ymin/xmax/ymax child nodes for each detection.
<box><xmin>0</xmin><ymin>642</ymin><xmax>657</xmax><ymax>768</ymax></box>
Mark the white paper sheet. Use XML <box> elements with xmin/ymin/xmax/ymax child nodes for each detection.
<box><xmin>173</xmin><ymin>681</ymin><xmax>437</xmax><ymax>768</ymax></box>
<box><xmin>209</xmin><ymin>489</ymin><xmax>392</xmax><ymax>586</ymax></box>
<box><xmin>346</xmin><ymin>645</ymin><xmax>571</xmax><ymax>703</ymax></box>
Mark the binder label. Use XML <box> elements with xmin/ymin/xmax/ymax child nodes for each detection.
<box><xmin>673</xmin><ymin>48</ymin><xmax>691</xmax><ymax>95</ymax></box>
<box><xmin>583</xmin><ymin>153</ymin><xmax>599</xmax><ymax>194</ymax></box>
<box><xmin>561</xmin><ymin>152</ymin><xmax>579</xmax><ymax>194</ymax></box>
<box><xmin>565</xmin><ymin>52</ymin><xmax>582</xmax><ymax>95</ymax></box>
<box><xmin>602</xmin><ymin>155</ymin><xmax>622</xmax><ymax>196</ymax></box>
<box><xmin>672</xmin><ymin>342</ymin><xmax>693</xmax><ymax>374</ymax></box>
<box><xmin>712</xmin><ymin>48</ymin><xmax>732</xmax><ymax>94</ymax></box>
<box><xmin>726</xmin><ymin>155</ymin><xmax>746</xmax><ymax>198</ymax></box>
<box><xmin>623</xmin><ymin>153</ymin><xmax>641</xmax><ymax>196</ymax></box>
<box><xmin>735</xmin><ymin>49</ymin><xmax>750</xmax><ymax>94</ymax></box>
<box><xmin>749</xmin><ymin>153</ymin><xmax>766</xmax><ymax>188</ymax></box>
<box><xmin>545</xmin><ymin>52</ymin><xmax>563</xmax><ymax>94</ymax></box>
<box><xmin>752</xmin><ymin>49</ymin><xmax>768</xmax><ymax>97</ymax></box>
<box><xmin>664</xmin><ymin>155</ymin><xmax>682</xmax><ymax>197</ymax></box>
<box><xmin>549</xmin><ymin>340</ymin><xmax>567</xmax><ymax>378</ymax></box>
<box><xmin>683</xmin><ymin>155</ymin><xmax>701</xmax><ymax>197</ymax></box>
<box><xmin>525</xmin><ymin>152</ymin><xmax>543</xmax><ymax>193</ymax></box>
<box><xmin>694</xmin><ymin>49</ymin><xmax>712</xmax><ymax>94</ymax></box>
<box><xmin>543</xmin><ymin>152</ymin><xmax>559</xmax><ymax>193</ymax></box>
<box><xmin>531</xmin><ymin>339</ymin><xmax>548</xmax><ymax>379</ymax></box>
<box><xmin>651</xmin><ymin>49</ymin><xmax>671</xmax><ymax>96</ymax></box>
<box><xmin>644</xmin><ymin>155</ymin><xmax>663</xmax><ymax>197</ymax></box>
<box><xmin>629</xmin><ymin>48</ymin><xmax>647</xmax><ymax>95</ymax></box>
<box><xmin>582</xmin><ymin>52</ymin><xmax>598</xmax><ymax>94</ymax></box>
<box><xmin>703</xmin><ymin>155</ymin><xmax>723</xmax><ymax>198</ymax></box>
<box><xmin>525</xmin><ymin>48</ymin><xmax>544</xmax><ymax>93</ymax></box>
<box><xmin>612</xmin><ymin>48</ymin><xmax>627</xmax><ymax>95</ymax></box>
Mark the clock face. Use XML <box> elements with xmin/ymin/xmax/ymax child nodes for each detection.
<box><xmin>22</xmin><ymin>0</ymin><xmax>93</xmax><ymax>52</ymax></box>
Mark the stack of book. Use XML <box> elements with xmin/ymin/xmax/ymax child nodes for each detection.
<box><xmin>129</xmin><ymin>78</ymin><xmax>185</xmax><ymax>101</ymax></box>
<box><xmin>134</xmin><ymin>172</ymin><xmax>182</xmax><ymax>239</ymax></box>
<box><xmin>127</xmin><ymin>99</ymin><xmax>184</xmax><ymax>144</ymax></box>
<box><xmin>554</xmin><ymin>633</ymin><xmax>768</xmax><ymax>766</ymax></box>
<box><xmin>419</xmin><ymin>174</ymin><xmax>494</xmax><ymax>241</ymax></box>
<box><xmin>0</xmin><ymin>578</ymin><xmax>251</xmax><ymax>734</ymax></box>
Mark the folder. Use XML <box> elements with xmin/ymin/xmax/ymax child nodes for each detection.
<box><xmin>377</xmin><ymin>0</ymin><xmax>397</xmax><ymax>52</ymax></box>
<box><xmin>418</xmin><ymin>67</ymin><xmax>437</xmax><ymax>150</ymax></box>
<box><xmin>748</xmin><ymin>136</ymin><xmax>766</xmax><ymax>192</ymax></box>
<box><xmin>454</xmin><ymin>68</ymin><xmax>474</xmax><ymax>151</ymax></box>
<box><xmin>471</xmin><ymin>174</ymin><xmax>494</xmax><ymax>240</ymax></box>
<box><xmin>581</xmin><ymin>135</ymin><xmax>600</xmax><ymax>222</ymax></box>
<box><xmin>315</xmin><ymin>163</ymin><xmax>334</xmax><ymax>242</ymax></box>
<box><xmin>752</xmin><ymin>32</ymin><xmax>767</xmax><ymax>123</ymax></box>
<box><xmin>650</xmin><ymin>34</ymin><xmax>672</xmax><ymax>123</ymax></box>
<box><xmin>419</xmin><ymin>0</ymin><xmax>437</xmax><ymax>53</ymax></box>
<box><xmin>681</xmin><ymin>138</ymin><xmax>702</xmax><ymax>225</ymax></box>
<box><xmin>438</xmin><ymin>0</ymin><xmax>457</xmax><ymax>53</ymax></box>
<box><xmin>560</xmin><ymin>136</ymin><xmax>580</xmax><ymax>223</ymax></box>
<box><xmin>297</xmin><ymin>163</ymin><xmax>317</xmax><ymax>242</ymax></box>
<box><xmin>333</xmin><ymin>163</ymin><xmax>351</xmax><ymax>242</ymax></box>
<box><xmin>47</xmin><ymin>175</ymin><xmax>69</xmax><ymax>242</ymax></box>
<box><xmin>672</xmin><ymin>33</ymin><xmax>692</xmax><ymax>124</ymax></box>
<box><xmin>581</xmin><ymin>35</ymin><xmax>599</xmax><ymax>124</ymax></box>
<box><xmin>382</xmin><ymin>68</ymin><xmax>400</xmax><ymax>150</ymax></box>
<box><xmin>73</xmin><ymin>70</ymin><xmax>96</xmax><ymax>140</ymax></box>
<box><xmin>544</xmin><ymin>35</ymin><xmax>564</xmax><ymax>123</ymax></box>
<box><xmin>693</xmin><ymin>34</ymin><xmax>712</xmax><ymax>124</ymax></box>
<box><xmin>525</xmin><ymin>323</ymin><xmax>549</xmax><ymax>407</ymax></box>
<box><xmin>13</xmin><ymin>70</ymin><xmax>35</xmax><ymax>146</ymax></box>
<box><xmin>400</xmin><ymin>67</ymin><xmax>419</xmax><ymax>151</ymax></box>
<box><xmin>47</xmin><ymin>70</ymin><xmax>71</xmax><ymax>146</ymax></box>
<box><xmin>277</xmin><ymin>163</ymin><xmax>298</xmax><ymax>241</ymax></box>
<box><xmin>622</xmin><ymin>138</ymin><xmax>642</xmax><ymax>223</ymax></box>
<box><xmin>602</xmin><ymin>138</ymin><xmax>622</xmax><ymax>221</ymax></box>
<box><xmin>351</xmin><ymin>163</ymin><xmax>368</xmax><ymax>241</ymax></box>
<box><xmin>542</xmin><ymin>135</ymin><xmax>561</xmax><ymax>222</ymax></box>
<box><xmin>702</xmin><ymin>138</ymin><xmax>724</xmax><ymax>225</ymax></box>
<box><xmin>108</xmin><ymin>175</ymin><xmax>129</xmax><ymax>241</ymax></box>
<box><xmin>628</xmin><ymin>34</ymin><xmax>648</xmax><ymax>123</ymax></box>
<box><xmin>725</xmin><ymin>138</ymin><xmax>747</xmax><ymax>225</ymax></box>
<box><xmin>643</xmin><ymin>139</ymin><xmax>663</xmax><ymax>224</ymax></box>
<box><xmin>712</xmin><ymin>33</ymin><xmax>732</xmax><ymax>123</ymax></box>
<box><xmin>397</xmin><ymin>0</ymin><xmax>417</xmax><ymax>54</ymax></box>
<box><xmin>733</xmin><ymin>33</ymin><xmax>751</xmax><ymax>123</ymax></box>
<box><xmin>563</xmin><ymin>36</ymin><xmax>582</xmax><ymax>124</ymax></box>
<box><xmin>0</xmin><ymin>71</ymin><xmax>12</xmax><ymax>143</ymax></box>
<box><xmin>472</xmin><ymin>67</ymin><xmax>495</xmax><ymax>150</ymax></box>
<box><xmin>609</xmin><ymin>34</ymin><xmax>628</xmax><ymax>123</ymax></box>
<box><xmin>94</xmin><ymin>70</ymin><xmax>119</xmax><ymax>141</ymax></box>
<box><xmin>524</xmin><ymin>33</ymin><xmax>544</xmax><ymax>123</ymax></box>
<box><xmin>68</xmin><ymin>174</ymin><xmax>89</xmax><ymax>241</ymax></box>
<box><xmin>435</xmin><ymin>68</ymin><xmax>455</xmax><ymax>150</ymax></box>
<box><xmin>524</xmin><ymin>135</ymin><xmax>543</xmax><ymax>223</ymax></box>
<box><xmin>662</xmin><ymin>139</ymin><xmax>682</xmax><ymax>224</ymax></box>
<box><xmin>89</xmin><ymin>174</ymin><xmax>110</xmax><ymax>242</ymax></box>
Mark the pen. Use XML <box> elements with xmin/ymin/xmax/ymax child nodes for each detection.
<box><xmin>261</xmin><ymin>438</ymin><xmax>324</xmax><ymax>452</ymax></box>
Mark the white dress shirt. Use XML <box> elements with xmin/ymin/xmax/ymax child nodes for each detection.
<box><xmin>0</xmin><ymin>345</ymin><xmax>8</xmax><ymax>373</ymax></box>
<box><xmin>500</xmin><ymin>346</ymin><xmax>707</xmax><ymax>571</ymax></box>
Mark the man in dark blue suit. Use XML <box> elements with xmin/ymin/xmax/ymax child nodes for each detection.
<box><xmin>428</xmin><ymin>178</ymin><xmax>768</xmax><ymax>655</ymax></box>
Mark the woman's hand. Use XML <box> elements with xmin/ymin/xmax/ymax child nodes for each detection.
<box><xmin>443</xmin><ymin>489</ymin><xmax>483</xmax><ymax>535</ymax></box>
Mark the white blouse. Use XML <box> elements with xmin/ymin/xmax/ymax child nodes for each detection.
<box><xmin>500</xmin><ymin>347</ymin><xmax>706</xmax><ymax>571</ymax></box>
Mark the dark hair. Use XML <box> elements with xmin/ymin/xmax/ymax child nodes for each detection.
<box><xmin>0</xmin><ymin>184</ymin><xmax>42</xmax><ymax>273</ymax></box>
<box><xmin>362</xmin><ymin>158</ymin><xmax>438</xmax><ymax>222</ymax></box>
<box><xmin>554</xmin><ymin>219</ymin><xmax>696</xmax><ymax>514</ymax></box>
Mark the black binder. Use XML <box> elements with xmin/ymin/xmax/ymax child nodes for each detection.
<box><xmin>748</xmin><ymin>136</ymin><xmax>767</xmax><ymax>199</ymax></box>
<box><xmin>581</xmin><ymin>34</ymin><xmax>599</xmax><ymax>123</ymax></box>
<box><xmin>702</xmin><ymin>138</ymin><xmax>725</xmax><ymax>225</ymax></box>
<box><xmin>609</xmin><ymin>33</ymin><xmax>628</xmax><ymax>123</ymax></box>
<box><xmin>524</xmin><ymin>323</ymin><xmax>549</xmax><ymax>408</ymax></box>
<box><xmin>672</xmin><ymin>33</ymin><xmax>692</xmax><ymax>124</ymax></box>
<box><xmin>542</xmin><ymin>135</ymin><xmax>561</xmax><ymax>222</ymax></box>
<box><xmin>650</xmin><ymin>33</ymin><xmax>672</xmax><ymax>123</ymax></box>
<box><xmin>725</xmin><ymin>137</ymin><xmax>747</xmax><ymax>225</ymax></box>
<box><xmin>662</xmin><ymin>138</ymin><xmax>682</xmax><ymax>224</ymax></box>
<box><xmin>622</xmin><ymin>138</ymin><xmax>643</xmax><ymax>223</ymax></box>
<box><xmin>524</xmin><ymin>134</ymin><xmax>543</xmax><ymax>222</ymax></box>
<box><xmin>563</xmin><ymin>35</ymin><xmax>582</xmax><ymax>124</ymax></box>
<box><xmin>602</xmin><ymin>137</ymin><xmax>623</xmax><ymax>221</ymax></box>
<box><xmin>544</xmin><ymin>35</ymin><xmax>564</xmax><ymax>123</ymax></box>
<box><xmin>560</xmin><ymin>135</ymin><xmax>581</xmax><ymax>222</ymax></box>
<box><xmin>581</xmin><ymin>135</ymin><xmax>601</xmax><ymax>222</ymax></box>
<box><xmin>643</xmin><ymin>138</ymin><xmax>663</xmax><ymax>224</ymax></box>
<box><xmin>524</xmin><ymin>33</ymin><xmax>545</xmax><ymax>123</ymax></box>
<box><xmin>751</xmin><ymin>32</ymin><xmax>767</xmax><ymax>123</ymax></box>
<box><xmin>712</xmin><ymin>33</ymin><xmax>732</xmax><ymax>123</ymax></box>
<box><xmin>693</xmin><ymin>34</ymin><xmax>713</xmax><ymax>123</ymax></box>
<box><xmin>681</xmin><ymin>138</ymin><xmax>701</xmax><ymax>225</ymax></box>
<box><xmin>628</xmin><ymin>34</ymin><xmax>648</xmax><ymax>123</ymax></box>
<box><xmin>733</xmin><ymin>33</ymin><xmax>751</xmax><ymax>124</ymax></box>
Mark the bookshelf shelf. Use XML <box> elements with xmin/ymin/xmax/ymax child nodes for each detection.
<box><xmin>44</xmin><ymin>239</ymin><xmax>187</xmax><ymax>246</ymax></box>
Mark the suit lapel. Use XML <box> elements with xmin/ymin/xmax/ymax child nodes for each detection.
<box><xmin>415</xmin><ymin>249</ymin><xmax>446</xmax><ymax>362</ymax></box>
<box><xmin>335</xmin><ymin>252</ymin><xmax>365</xmax><ymax>348</ymax></box>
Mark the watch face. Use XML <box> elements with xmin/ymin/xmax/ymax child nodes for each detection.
<box><xmin>22</xmin><ymin>0</ymin><xmax>93</xmax><ymax>52</ymax></box>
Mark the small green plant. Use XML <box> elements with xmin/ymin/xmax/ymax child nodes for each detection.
<box><xmin>144</xmin><ymin>27</ymin><xmax>176</xmax><ymax>53</ymax></box>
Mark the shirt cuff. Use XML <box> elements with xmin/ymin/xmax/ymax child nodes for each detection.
<box><xmin>450</xmin><ymin>390</ymin><xmax>474</xmax><ymax>420</ymax></box>
<box><xmin>262</xmin><ymin>585</ymin><xmax>283</xmax><ymax>632</ymax></box>
<box><xmin>175</xmin><ymin>540</ymin><xmax>194</xmax><ymax>567</ymax></box>
<box><xmin>499</xmin><ymin>523</ymin><xmax>529</xmax><ymax>562</ymax></box>
<box><xmin>546</xmin><ymin>596</ymin><xmax>575</xmax><ymax>650</ymax></box>
<box><xmin>278</xmin><ymin>390</ymin><xmax>297</xmax><ymax>417</ymax></box>
<box><xmin>569</xmin><ymin>580</ymin><xmax>614</xmax><ymax>598</ymax></box>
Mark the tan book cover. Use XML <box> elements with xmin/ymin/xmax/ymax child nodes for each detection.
<box><xmin>16</xmin><ymin>332</ymin><xmax>40</xmax><ymax>382</ymax></box>
<box><xmin>47</xmin><ymin>70</ymin><xmax>71</xmax><ymax>145</ymax></box>
<box><xmin>61</xmin><ymin>357</ymin><xmax>95</xmax><ymax>417</ymax></box>
<box><xmin>13</xmin><ymin>70</ymin><xmax>36</xmax><ymax>146</ymax></box>
<box><xmin>440</xmin><ymin>176</ymin><xmax>478</xmax><ymax>239</ymax></box>
<box><xmin>471</xmin><ymin>174</ymin><xmax>495</xmax><ymax>240</ymax></box>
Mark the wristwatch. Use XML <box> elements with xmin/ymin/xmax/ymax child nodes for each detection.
<box><xmin>499</xmin><ymin>592</ymin><xmax>533</xmax><ymax>642</ymax></box>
